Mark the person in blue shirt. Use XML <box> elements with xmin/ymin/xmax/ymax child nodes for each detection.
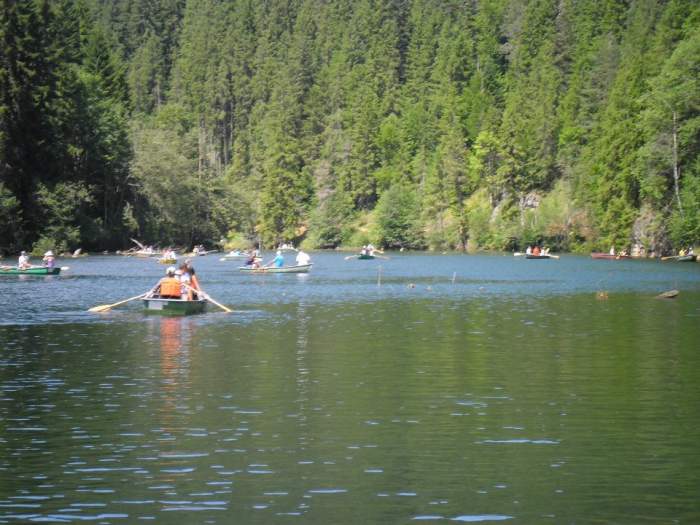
<box><xmin>271</xmin><ymin>250</ymin><xmax>285</xmax><ymax>268</ymax></box>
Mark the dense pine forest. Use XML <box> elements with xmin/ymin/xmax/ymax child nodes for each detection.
<box><xmin>1</xmin><ymin>0</ymin><xmax>698</xmax><ymax>255</ymax></box>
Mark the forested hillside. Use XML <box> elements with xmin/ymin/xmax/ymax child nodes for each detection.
<box><xmin>1</xmin><ymin>0</ymin><xmax>698</xmax><ymax>254</ymax></box>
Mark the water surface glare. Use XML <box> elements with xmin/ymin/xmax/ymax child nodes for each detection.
<box><xmin>1</xmin><ymin>253</ymin><xmax>699</xmax><ymax>523</ymax></box>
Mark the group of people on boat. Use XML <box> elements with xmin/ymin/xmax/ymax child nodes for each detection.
<box><xmin>243</xmin><ymin>248</ymin><xmax>310</xmax><ymax>269</ymax></box>
<box><xmin>154</xmin><ymin>261</ymin><xmax>200</xmax><ymax>300</ymax></box>
<box><xmin>16</xmin><ymin>250</ymin><xmax>55</xmax><ymax>270</ymax></box>
<box><xmin>161</xmin><ymin>248</ymin><xmax>177</xmax><ymax>261</ymax></box>
<box><xmin>360</xmin><ymin>244</ymin><xmax>380</xmax><ymax>256</ymax></box>
<box><xmin>678</xmin><ymin>247</ymin><xmax>695</xmax><ymax>256</ymax></box>
<box><xmin>525</xmin><ymin>245</ymin><xmax>549</xmax><ymax>256</ymax></box>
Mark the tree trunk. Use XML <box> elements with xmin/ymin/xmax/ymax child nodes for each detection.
<box><xmin>672</xmin><ymin>110</ymin><xmax>683</xmax><ymax>216</ymax></box>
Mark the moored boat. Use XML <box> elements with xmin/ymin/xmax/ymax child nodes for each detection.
<box><xmin>591</xmin><ymin>252</ymin><xmax>631</xmax><ymax>260</ymax></box>
<box><xmin>142</xmin><ymin>297</ymin><xmax>208</xmax><ymax>315</ymax></box>
<box><xmin>157</xmin><ymin>258</ymin><xmax>177</xmax><ymax>265</ymax></box>
<box><xmin>239</xmin><ymin>264</ymin><xmax>312</xmax><ymax>274</ymax></box>
<box><xmin>677</xmin><ymin>254</ymin><xmax>697</xmax><ymax>262</ymax></box>
<box><xmin>0</xmin><ymin>266</ymin><xmax>61</xmax><ymax>275</ymax></box>
<box><xmin>221</xmin><ymin>251</ymin><xmax>249</xmax><ymax>260</ymax></box>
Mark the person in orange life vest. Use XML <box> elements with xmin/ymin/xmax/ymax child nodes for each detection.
<box><xmin>158</xmin><ymin>266</ymin><xmax>182</xmax><ymax>299</ymax></box>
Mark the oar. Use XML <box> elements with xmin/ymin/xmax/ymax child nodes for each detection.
<box><xmin>660</xmin><ymin>255</ymin><xmax>677</xmax><ymax>261</ymax></box>
<box><xmin>344</xmin><ymin>255</ymin><xmax>359</xmax><ymax>260</ymax></box>
<box><xmin>182</xmin><ymin>283</ymin><xmax>232</xmax><ymax>313</ymax></box>
<box><xmin>60</xmin><ymin>266</ymin><xmax>70</xmax><ymax>271</ymax></box>
<box><xmin>89</xmin><ymin>292</ymin><xmax>148</xmax><ymax>313</ymax></box>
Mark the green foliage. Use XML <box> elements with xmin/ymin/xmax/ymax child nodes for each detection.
<box><xmin>33</xmin><ymin>181</ymin><xmax>96</xmax><ymax>254</ymax></box>
<box><xmin>1</xmin><ymin>0</ymin><xmax>698</xmax><ymax>253</ymax></box>
<box><xmin>0</xmin><ymin>183</ymin><xmax>22</xmax><ymax>253</ymax></box>
<box><xmin>374</xmin><ymin>183</ymin><xmax>425</xmax><ymax>249</ymax></box>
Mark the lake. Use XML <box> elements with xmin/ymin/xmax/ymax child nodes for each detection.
<box><xmin>1</xmin><ymin>252</ymin><xmax>699</xmax><ymax>524</ymax></box>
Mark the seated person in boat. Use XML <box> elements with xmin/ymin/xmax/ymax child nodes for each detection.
<box><xmin>296</xmin><ymin>250</ymin><xmax>311</xmax><ymax>266</ymax></box>
<box><xmin>270</xmin><ymin>250</ymin><xmax>285</xmax><ymax>268</ymax></box>
<box><xmin>245</xmin><ymin>252</ymin><xmax>261</xmax><ymax>268</ymax></box>
<box><xmin>360</xmin><ymin>245</ymin><xmax>368</xmax><ymax>255</ymax></box>
<box><xmin>157</xmin><ymin>267</ymin><xmax>182</xmax><ymax>299</ymax></box>
<box><xmin>42</xmin><ymin>251</ymin><xmax>55</xmax><ymax>268</ymax></box>
<box><xmin>532</xmin><ymin>245</ymin><xmax>541</xmax><ymax>256</ymax></box>
<box><xmin>18</xmin><ymin>251</ymin><xmax>30</xmax><ymax>269</ymax></box>
<box><xmin>179</xmin><ymin>263</ymin><xmax>200</xmax><ymax>300</ymax></box>
<box><xmin>188</xmin><ymin>266</ymin><xmax>201</xmax><ymax>299</ymax></box>
<box><xmin>525</xmin><ymin>245</ymin><xmax>532</xmax><ymax>255</ymax></box>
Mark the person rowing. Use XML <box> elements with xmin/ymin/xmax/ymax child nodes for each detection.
<box><xmin>43</xmin><ymin>251</ymin><xmax>55</xmax><ymax>269</ymax></box>
<box><xmin>244</xmin><ymin>252</ymin><xmax>261</xmax><ymax>268</ymax></box>
<box><xmin>155</xmin><ymin>266</ymin><xmax>182</xmax><ymax>299</ymax></box>
<box><xmin>265</xmin><ymin>250</ymin><xmax>285</xmax><ymax>268</ymax></box>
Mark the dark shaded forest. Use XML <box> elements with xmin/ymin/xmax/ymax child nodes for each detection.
<box><xmin>1</xmin><ymin>0</ymin><xmax>698</xmax><ymax>255</ymax></box>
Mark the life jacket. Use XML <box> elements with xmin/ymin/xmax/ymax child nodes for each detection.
<box><xmin>160</xmin><ymin>277</ymin><xmax>181</xmax><ymax>297</ymax></box>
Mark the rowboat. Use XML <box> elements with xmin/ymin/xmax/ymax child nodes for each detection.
<box><xmin>157</xmin><ymin>258</ymin><xmax>177</xmax><ymax>265</ymax></box>
<box><xmin>525</xmin><ymin>254</ymin><xmax>553</xmax><ymax>259</ymax></box>
<box><xmin>142</xmin><ymin>297</ymin><xmax>208</xmax><ymax>315</ymax></box>
<box><xmin>591</xmin><ymin>253</ymin><xmax>631</xmax><ymax>260</ymax></box>
<box><xmin>0</xmin><ymin>266</ymin><xmax>61</xmax><ymax>275</ymax></box>
<box><xmin>239</xmin><ymin>264</ymin><xmax>312</xmax><ymax>274</ymax></box>
<box><xmin>221</xmin><ymin>251</ymin><xmax>249</xmax><ymax>260</ymax></box>
<box><xmin>357</xmin><ymin>254</ymin><xmax>375</xmax><ymax>260</ymax></box>
<box><xmin>661</xmin><ymin>254</ymin><xmax>697</xmax><ymax>262</ymax></box>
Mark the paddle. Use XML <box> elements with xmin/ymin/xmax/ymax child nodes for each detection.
<box><xmin>344</xmin><ymin>255</ymin><xmax>359</xmax><ymax>260</ymax></box>
<box><xmin>182</xmin><ymin>283</ymin><xmax>232</xmax><ymax>313</ymax></box>
<box><xmin>661</xmin><ymin>255</ymin><xmax>677</xmax><ymax>261</ymax></box>
<box><xmin>89</xmin><ymin>292</ymin><xmax>148</xmax><ymax>313</ymax></box>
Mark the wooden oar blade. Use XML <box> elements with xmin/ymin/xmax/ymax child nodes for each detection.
<box><xmin>88</xmin><ymin>304</ymin><xmax>112</xmax><ymax>313</ymax></box>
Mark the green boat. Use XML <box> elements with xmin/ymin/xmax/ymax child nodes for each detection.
<box><xmin>0</xmin><ymin>266</ymin><xmax>61</xmax><ymax>275</ymax></box>
<box><xmin>357</xmin><ymin>254</ymin><xmax>375</xmax><ymax>260</ymax></box>
<box><xmin>142</xmin><ymin>297</ymin><xmax>208</xmax><ymax>315</ymax></box>
<box><xmin>677</xmin><ymin>254</ymin><xmax>697</xmax><ymax>262</ymax></box>
<box><xmin>238</xmin><ymin>263</ymin><xmax>312</xmax><ymax>274</ymax></box>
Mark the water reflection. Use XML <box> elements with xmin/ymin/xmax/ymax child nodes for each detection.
<box><xmin>0</xmin><ymin>260</ymin><xmax>699</xmax><ymax>522</ymax></box>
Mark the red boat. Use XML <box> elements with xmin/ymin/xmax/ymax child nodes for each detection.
<box><xmin>591</xmin><ymin>252</ymin><xmax>631</xmax><ymax>260</ymax></box>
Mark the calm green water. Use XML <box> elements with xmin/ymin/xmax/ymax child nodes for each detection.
<box><xmin>1</xmin><ymin>253</ymin><xmax>699</xmax><ymax>523</ymax></box>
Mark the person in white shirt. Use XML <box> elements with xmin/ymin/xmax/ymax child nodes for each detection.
<box><xmin>18</xmin><ymin>251</ymin><xmax>30</xmax><ymax>269</ymax></box>
<box><xmin>296</xmin><ymin>250</ymin><xmax>311</xmax><ymax>266</ymax></box>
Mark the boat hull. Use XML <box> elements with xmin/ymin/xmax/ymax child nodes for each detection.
<box><xmin>357</xmin><ymin>254</ymin><xmax>375</xmax><ymax>260</ymax></box>
<box><xmin>239</xmin><ymin>264</ymin><xmax>312</xmax><ymax>274</ymax></box>
<box><xmin>677</xmin><ymin>255</ymin><xmax>697</xmax><ymax>262</ymax></box>
<box><xmin>143</xmin><ymin>298</ymin><xmax>207</xmax><ymax>315</ymax></box>
<box><xmin>525</xmin><ymin>255</ymin><xmax>551</xmax><ymax>259</ymax></box>
<box><xmin>0</xmin><ymin>266</ymin><xmax>61</xmax><ymax>275</ymax></box>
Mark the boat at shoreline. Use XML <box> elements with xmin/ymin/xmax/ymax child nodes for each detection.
<box><xmin>238</xmin><ymin>264</ymin><xmax>312</xmax><ymax>274</ymax></box>
<box><xmin>221</xmin><ymin>251</ymin><xmax>249</xmax><ymax>260</ymax></box>
<box><xmin>0</xmin><ymin>266</ymin><xmax>61</xmax><ymax>275</ymax></box>
<box><xmin>661</xmin><ymin>254</ymin><xmax>697</xmax><ymax>262</ymax></box>
<box><xmin>142</xmin><ymin>297</ymin><xmax>208</xmax><ymax>315</ymax></box>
